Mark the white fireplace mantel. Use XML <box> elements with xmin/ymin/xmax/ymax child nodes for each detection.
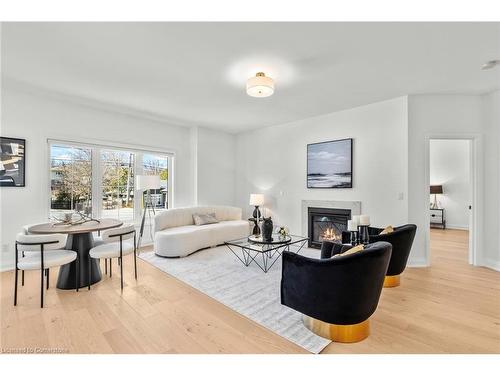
<box><xmin>301</xmin><ymin>200</ymin><xmax>361</xmax><ymax>237</ymax></box>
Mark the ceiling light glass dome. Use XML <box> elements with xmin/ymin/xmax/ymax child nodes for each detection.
<box><xmin>246</xmin><ymin>72</ymin><xmax>274</xmax><ymax>98</ymax></box>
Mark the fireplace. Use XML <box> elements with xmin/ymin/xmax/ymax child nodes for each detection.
<box><xmin>307</xmin><ymin>207</ymin><xmax>351</xmax><ymax>248</ymax></box>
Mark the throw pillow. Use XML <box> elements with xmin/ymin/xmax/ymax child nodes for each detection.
<box><xmin>380</xmin><ymin>225</ymin><xmax>395</xmax><ymax>235</ymax></box>
<box><xmin>193</xmin><ymin>213</ymin><xmax>219</xmax><ymax>226</ymax></box>
<box><xmin>333</xmin><ymin>244</ymin><xmax>364</xmax><ymax>257</ymax></box>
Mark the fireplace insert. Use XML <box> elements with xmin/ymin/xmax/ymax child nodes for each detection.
<box><xmin>307</xmin><ymin>207</ymin><xmax>351</xmax><ymax>248</ymax></box>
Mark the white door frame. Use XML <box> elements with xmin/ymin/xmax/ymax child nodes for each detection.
<box><xmin>424</xmin><ymin>133</ymin><xmax>483</xmax><ymax>266</ymax></box>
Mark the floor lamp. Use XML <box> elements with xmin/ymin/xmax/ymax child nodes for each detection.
<box><xmin>136</xmin><ymin>175</ymin><xmax>161</xmax><ymax>250</ymax></box>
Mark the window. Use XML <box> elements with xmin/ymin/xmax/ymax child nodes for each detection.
<box><xmin>48</xmin><ymin>141</ymin><xmax>172</xmax><ymax>223</ymax></box>
<box><xmin>101</xmin><ymin>150</ymin><xmax>135</xmax><ymax>221</ymax></box>
<box><xmin>50</xmin><ymin>144</ymin><xmax>92</xmax><ymax>218</ymax></box>
<box><xmin>142</xmin><ymin>153</ymin><xmax>169</xmax><ymax>210</ymax></box>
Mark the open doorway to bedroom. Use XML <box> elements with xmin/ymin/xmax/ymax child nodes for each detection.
<box><xmin>429</xmin><ymin>138</ymin><xmax>474</xmax><ymax>265</ymax></box>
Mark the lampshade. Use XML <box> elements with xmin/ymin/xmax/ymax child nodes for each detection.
<box><xmin>430</xmin><ymin>185</ymin><xmax>443</xmax><ymax>194</ymax></box>
<box><xmin>246</xmin><ymin>72</ymin><xmax>274</xmax><ymax>98</ymax></box>
<box><xmin>249</xmin><ymin>193</ymin><xmax>264</xmax><ymax>206</ymax></box>
<box><xmin>136</xmin><ymin>175</ymin><xmax>160</xmax><ymax>191</ymax></box>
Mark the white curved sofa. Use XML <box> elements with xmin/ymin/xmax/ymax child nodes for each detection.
<box><xmin>154</xmin><ymin>206</ymin><xmax>249</xmax><ymax>257</ymax></box>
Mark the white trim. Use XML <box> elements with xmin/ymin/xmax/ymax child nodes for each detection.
<box><xmin>406</xmin><ymin>258</ymin><xmax>428</xmax><ymax>267</ymax></box>
<box><xmin>482</xmin><ymin>259</ymin><xmax>500</xmax><ymax>272</ymax></box>
<box><xmin>1</xmin><ymin>262</ymin><xmax>15</xmax><ymax>272</ymax></box>
<box><xmin>424</xmin><ymin>134</ymin><xmax>483</xmax><ymax>267</ymax></box>
<box><xmin>444</xmin><ymin>225</ymin><xmax>469</xmax><ymax>230</ymax></box>
<box><xmin>91</xmin><ymin>147</ymin><xmax>100</xmax><ymax>219</ymax></box>
<box><xmin>45</xmin><ymin>139</ymin><xmax>51</xmax><ymax>222</ymax></box>
<box><xmin>47</xmin><ymin>137</ymin><xmax>176</xmax><ymax>157</ymax></box>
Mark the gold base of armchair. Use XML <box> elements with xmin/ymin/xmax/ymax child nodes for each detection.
<box><xmin>302</xmin><ymin>315</ymin><xmax>370</xmax><ymax>343</ymax></box>
<box><xmin>383</xmin><ymin>274</ymin><xmax>401</xmax><ymax>288</ymax></box>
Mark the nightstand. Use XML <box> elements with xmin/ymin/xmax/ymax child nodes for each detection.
<box><xmin>430</xmin><ymin>208</ymin><xmax>446</xmax><ymax>229</ymax></box>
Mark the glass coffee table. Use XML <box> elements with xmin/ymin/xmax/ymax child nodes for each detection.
<box><xmin>225</xmin><ymin>234</ymin><xmax>309</xmax><ymax>273</ymax></box>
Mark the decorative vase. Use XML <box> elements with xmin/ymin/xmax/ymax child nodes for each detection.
<box><xmin>262</xmin><ymin>217</ymin><xmax>274</xmax><ymax>242</ymax></box>
<box><xmin>358</xmin><ymin>225</ymin><xmax>370</xmax><ymax>245</ymax></box>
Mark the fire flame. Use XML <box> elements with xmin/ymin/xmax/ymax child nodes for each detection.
<box><xmin>321</xmin><ymin>228</ymin><xmax>340</xmax><ymax>241</ymax></box>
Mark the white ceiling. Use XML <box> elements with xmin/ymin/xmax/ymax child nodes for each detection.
<box><xmin>2</xmin><ymin>22</ymin><xmax>500</xmax><ymax>133</ymax></box>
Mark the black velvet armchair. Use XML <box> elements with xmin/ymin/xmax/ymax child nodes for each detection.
<box><xmin>341</xmin><ymin>224</ymin><xmax>417</xmax><ymax>287</ymax></box>
<box><xmin>280</xmin><ymin>241</ymin><xmax>392</xmax><ymax>342</ymax></box>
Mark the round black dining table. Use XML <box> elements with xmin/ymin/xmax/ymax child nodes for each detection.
<box><xmin>29</xmin><ymin>219</ymin><xmax>123</xmax><ymax>289</ymax></box>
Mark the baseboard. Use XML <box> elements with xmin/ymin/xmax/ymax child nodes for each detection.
<box><xmin>1</xmin><ymin>262</ymin><xmax>14</xmax><ymax>272</ymax></box>
<box><xmin>406</xmin><ymin>258</ymin><xmax>429</xmax><ymax>267</ymax></box>
<box><xmin>482</xmin><ymin>258</ymin><xmax>500</xmax><ymax>272</ymax></box>
<box><xmin>445</xmin><ymin>225</ymin><xmax>469</xmax><ymax>231</ymax></box>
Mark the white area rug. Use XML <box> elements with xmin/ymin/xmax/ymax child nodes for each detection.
<box><xmin>139</xmin><ymin>245</ymin><xmax>331</xmax><ymax>353</ymax></box>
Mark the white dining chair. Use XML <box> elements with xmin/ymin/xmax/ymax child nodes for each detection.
<box><xmin>15</xmin><ymin>233</ymin><xmax>78</xmax><ymax>308</ymax></box>
<box><xmin>88</xmin><ymin>224</ymin><xmax>137</xmax><ymax>292</ymax></box>
<box><xmin>92</xmin><ymin>231</ymin><xmax>114</xmax><ymax>275</ymax></box>
<box><xmin>20</xmin><ymin>223</ymin><xmax>68</xmax><ymax>288</ymax></box>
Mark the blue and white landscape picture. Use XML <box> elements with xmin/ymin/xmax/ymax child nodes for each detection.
<box><xmin>307</xmin><ymin>138</ymin><xmax>352</xmax><ymax>188</ymax></box>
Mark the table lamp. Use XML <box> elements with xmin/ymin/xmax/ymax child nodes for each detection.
<box><xmin>249</xmin><ymin>194</ymin><xmax>264</xmax><ymax>218</ymax></box>
<box><xmin>249</xmin><ymin>194</ymin><xmax>264</xmax><ymax>236</ymax></box>
<box><xmin>430</xmin><ymin>185</ymin><xmax>443</xmax><ymax>209</ymax></box>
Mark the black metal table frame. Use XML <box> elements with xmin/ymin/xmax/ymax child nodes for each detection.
<box><xmin>225</xmin><ymin>237</ymin><xmax>308</xmax><ymax>273</ymax></box>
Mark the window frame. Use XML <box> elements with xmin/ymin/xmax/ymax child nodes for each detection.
<box><xmin>140</xmin><ymin>151</ymin><xmax>170</xmax><ymax>212</ymax></box>
<box><xmin>48</xmin><ymin>142</ymin><xmax>93</xmax><ymax>214</ymax></box>
<box><xmin>47</xmin><ymin>139</ymin><xmax>174</xmax><ymax>224</ymax></box>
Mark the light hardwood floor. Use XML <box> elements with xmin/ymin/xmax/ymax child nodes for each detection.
<box><xmin>1</xmin><ymin>229</ymin><xmax>499</xmax><ymax>354</ymax></box>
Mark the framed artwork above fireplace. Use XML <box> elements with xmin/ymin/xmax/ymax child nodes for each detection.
<box><xmin>307</xmin><ymin>138</ymin><xmax>353</xmax><ymax>188</ymax></box>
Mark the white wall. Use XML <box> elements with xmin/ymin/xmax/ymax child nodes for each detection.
<box><xmin>408</xmin><ymin>93</ymin><xmax>500</xmax><ymax>269</ymax></box>
<box><xmin>235</xmin><ymin>97</ymin><xmax>409</xmax><ymax>239</ymax></box>
<box><xmin>194</xmin><ymin>127</ymin><xmax>236</xmax><ymax>206</ymax></box>
<box><xmin>429</xmin><ymin>139</ymin><xmax>471</xmax><ymax>229</ymax></box>
<box><xmin>1</xmin><ymin>82</ymin><xmax>497</xmax><ymax>272</ymax></box>
<box><xmin>0</xmin><ymin>85</ymin><xmax>195</xmax><ymax>270</ymax></box>
<box><xmin>481</xmin><ymin>90</ymin><xmax>500</xmax><ymax>269</ymax></box>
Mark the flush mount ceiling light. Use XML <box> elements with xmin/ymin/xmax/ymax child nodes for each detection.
<box><xmin>246</xmin><ymin>72</ymin><xmax>274</xmax><ymax>98</ymax></box>
<box><xmin>481</xmin><ymin>59</ymin><xmax>500</xmax><ymax>70</ymax></box>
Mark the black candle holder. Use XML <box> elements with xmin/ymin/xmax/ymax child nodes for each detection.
<box><xmin>358</xmin><ymin>225</ymin><xmax>370</xmax><ymax>245</ymax></box>
<box><xmin>349</xmin><ymin>231</ymin><xmax>358</xmax><ymax>246</ymax></box>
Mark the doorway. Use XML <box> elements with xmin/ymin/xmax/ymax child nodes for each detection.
<box><xmin>428</xmin><ymin>138</ymin><xmax>475</xmax><ymax>265</ymax></box>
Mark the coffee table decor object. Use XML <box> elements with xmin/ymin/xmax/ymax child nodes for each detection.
<box><xmin>225</xmin><ymin>234</ymin><xmax>308</xmax><ymax>273</ymax></box>
<box><xmin>261</xmin><ymin>217</ymin><xmax>274</xmax><ymax>241</ymax></box>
